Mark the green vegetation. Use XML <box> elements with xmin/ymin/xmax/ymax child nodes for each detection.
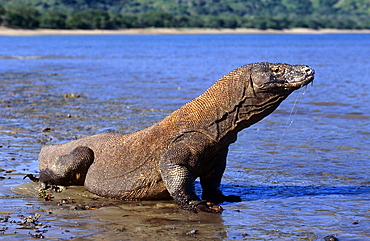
<box><xmin>4</xmin><ymin>5</ymin><xmax>40</xmax><ymax>28</ymax></box>
<box><xmin>0</xmin><ymin>0</ymin><xmax>369</xmax><ymax>29</ymax></box>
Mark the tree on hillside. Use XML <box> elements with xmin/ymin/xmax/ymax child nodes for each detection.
<box><xmin>334</xmin><ymin>0</ymin><xmax>370</xmax><ymax>14</ymax></box>
<box><xmin>0</xmin><ymin>6</ymin><xmax>5</xmax><ymax>25</ymax></box>
<box><xmin>113</xmin><ymin>14</ymin><xmax>140</xmax><ymax>28</ymax></box>
<box><xmin>281</xmin><ymin>0</ymin><xmax>313</xmax><ymax>15</ymax></box>
<box><xmin>4</xmin><ymin>6</ymin><xmax>40</xmax><ymax>28</ymax></box>
<box><xmin>39</xmin><ymin>10</ymin><xmax>68</xmax><ymax>29</ymax></box>
<box><xmin>311</xmin><ymin>0</ymin><xmax>338</xmax><ymax>14</ymax></box>
<box><xmin>138</xmin><ymin>12</ymin><xmax>175</xmax><ymax>27</ymax></box>
<box><xmin>67</xmin><ymin>9</ymin><xmax>114</xmax><ymax>29</ymax></box>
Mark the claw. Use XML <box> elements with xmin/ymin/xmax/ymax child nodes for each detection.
<box><xmin>23</xmin><ymin>174</ymin><xmax>39</xmax><ymax>182</ymax></box>
<box><xmin>195</xmin><ymin>201</ymin><xmax>223</xmax><ymax>213</ymax></box>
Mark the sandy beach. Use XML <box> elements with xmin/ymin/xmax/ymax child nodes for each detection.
<box><xmin>1</xmin><ymin>27</ymin><xmax>370</xmax><ymax>36</ymax></box>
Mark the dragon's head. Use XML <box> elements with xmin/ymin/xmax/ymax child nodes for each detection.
<box><xmin>251</xmin><ymin>62</ymin><xmax>314</xmax><ymax>93</ymax></box>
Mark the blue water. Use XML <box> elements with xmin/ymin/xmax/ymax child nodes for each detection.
<box><xmin>1</xmin><ymin>33</ymin><xmax>370</xmax><ymax>240</ymax></box>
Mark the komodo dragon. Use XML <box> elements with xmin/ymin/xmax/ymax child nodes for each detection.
<box><xmin>34</xmin><ymin>62</ymin><xmax>314</xmax><ymax>213</ymax></box>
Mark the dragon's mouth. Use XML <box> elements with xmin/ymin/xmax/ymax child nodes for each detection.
<box><xmin>290</xmin><ymin>72</ymin><xmax>315</xmax><ymax>88</ymax></box>
<box><xmin>262</xmin><ymin>73</ymin><xmax>314</xmax><ymax>91</ymax></box>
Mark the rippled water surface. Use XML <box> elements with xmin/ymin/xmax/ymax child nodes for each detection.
<box><xmin>1</xmin><ymin>34</ymin><xmax>370</xmax><ymax>240</ymax></box>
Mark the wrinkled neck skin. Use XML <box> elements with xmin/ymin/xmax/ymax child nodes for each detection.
<box><xmin>162</xmin><ymin>65</ymin><xmax>293</xmax><ymax>146</ymax></box>
<box><xmin>214</xmin><ymin>90</ymin><xmax>290</xmax><ymax>145</ymax></box>
<box><xmin>205</xmin><ymin>77</ymin><xmax>291</xmax><ymax>145</ymax></box>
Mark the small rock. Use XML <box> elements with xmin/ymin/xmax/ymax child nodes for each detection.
<box><xmin>58</xmin><ymin>199</ymin><xmax>70</xmax><ymax>205</ymax></box>
<box><xmin>116</xmin><ymin>227</ymin><xmax>126</xmax><ymax>232</ymax></box>
<box><xmin>64</xmin><ymin>93</ymin><xmax>80</xmax><ymax>98</ymax></box>
<box><xmin>185</xmin><ymin>229</ymin><xmax>197</xmax><ymax>236</ymax></box>
<box><xmin>324</xmin><ymin>235</ymin><xmax>339</xmax><ymax>241</ymax></box>
<box><xmin>29</xmin><ymin>232</ymin><xmax>44</xmax><ymax>239</ymax></box>
<box><xmin>42</xmin><ymin>127</ymin><xmax>52</xmax><ymax>132</ymax></box>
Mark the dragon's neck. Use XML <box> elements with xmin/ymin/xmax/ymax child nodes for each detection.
<box><xmin>158</xmin><ymin>66</ymin><xmax>288</xmax><ymax>145</ymax></box>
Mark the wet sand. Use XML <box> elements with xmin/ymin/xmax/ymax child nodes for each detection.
<box><xmin>8</xmin><ymin>183</ymin><xmax>226</xmax><ymax>240</ymax></box>
<box><xmin>6</xmin><ymin>182</ymin><xmax>370</xmax><ymax>240</ymax></box>
<box><xmin>1</xmin><ymin>27</ymin><xmax>370</xmax><ymax>36</ymax></box>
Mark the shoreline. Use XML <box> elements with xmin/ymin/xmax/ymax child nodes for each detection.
<box><xmin>1</xmin><ymin>27</ymin><xmax>370</xmax><ymax>36</ymax></box>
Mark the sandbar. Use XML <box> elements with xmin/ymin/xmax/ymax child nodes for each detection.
<box><xmin>1</xmin><ymin>27</ymin><xmax>370</xmax><ymax>36</ymax></box>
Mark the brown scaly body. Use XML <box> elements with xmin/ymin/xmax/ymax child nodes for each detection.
<box><xmin>36</xmin><ymin>62</ymin><xmax>314</xmax><ymax>212</ymax></box>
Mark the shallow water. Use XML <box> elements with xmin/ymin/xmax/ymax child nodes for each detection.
<box><xmin>1</xmin><ymin>34</ymin><xmax>370</xmax><ymax>240</ymax></box>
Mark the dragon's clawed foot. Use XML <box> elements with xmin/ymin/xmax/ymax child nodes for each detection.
<box><xmin>185</xmin><ymin>200</ymin><xmax>223</xmax><ymax>213</ymax></box>
<box><xmin>196</xmin><ymin>201</ymin><xmax>223</xmax><ymax>213</ymax></box>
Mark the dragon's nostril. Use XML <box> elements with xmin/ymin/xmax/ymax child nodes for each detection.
<box><xmin>304</xmin><ymin>67</ymin><xmax>314</xmax><ymax>75</ymax></box>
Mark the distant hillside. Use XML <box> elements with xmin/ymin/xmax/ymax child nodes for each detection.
<box><xmin>0</xmin><ymin>0</ymin><xmax>369</xmax><ymax>29</ymax></box>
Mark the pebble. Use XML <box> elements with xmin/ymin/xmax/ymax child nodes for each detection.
<box><xmin>324</xmin><ymin>235</ymin><xmax>339</xmax><ymax>241</ymax></box>
<box><xmin>185</xmin><ymin>229</ymin><xmax>197</xmax><ymax>236</ymax></box>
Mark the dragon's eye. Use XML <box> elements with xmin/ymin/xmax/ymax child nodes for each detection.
<box><xmin>271</xmin><ymin>67</ymin><xmax>284</xmax><ymax>74</ymax></box>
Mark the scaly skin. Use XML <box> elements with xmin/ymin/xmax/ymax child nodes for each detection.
<box><xmin>36</xmin><ymin>62</ymin><xmax>314</xmax><ymax>213</ymax></box>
